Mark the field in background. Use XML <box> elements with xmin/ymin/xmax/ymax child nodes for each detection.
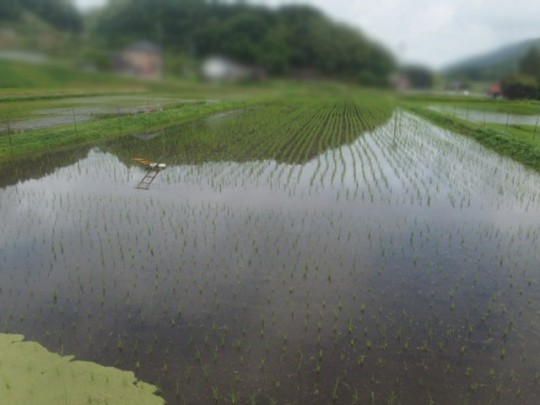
<box><xmin>2</xmin><ymin>61</ymin><xmax>540</xmax><ymax>404</ymax></box>
<box><xmin>401</xmin><ymin>94</ymin><xmax>540</xmax><ymax>172</ymax></box>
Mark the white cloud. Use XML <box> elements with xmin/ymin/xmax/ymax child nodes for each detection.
<box><xmin>423</xmin><ymin>2</ymin><xmax>455</xmax><ymax>34</ymax></box>
<box><xmin>256</xmin><ymin>0</ymin><xmax>540</xmax><ymax>67</ymax></box>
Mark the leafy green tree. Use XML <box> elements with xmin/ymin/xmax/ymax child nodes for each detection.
<box><xmin>0</xmin><ymin>0</ymin><xmax>22</xmax><ymax>20</ymax></box>
<box><xmin>25</xmin><ymin>0</ymin><xmax>78</xmax><ymax>31</ymax></box>
<box><xmin>0</xmin><ymin>0</ymin><xmax>82</xmax><ymax>31</ymax></box>
<box><xmin>519</xmin><ymin>47</ymin><xmax>540</xmax><ymax>81</ymax></box>
<box><xmin>89</xmin><ymin>0</ymin><xmax>395</xmax><ymax>85</ymax></box>
<box><xmin>401</xmin><ymin>65</ymin><xmax>434</xmax><ymax>89</ymax></box>
<box><xmin>501</xmin><ymin>74</ymin><xmax>539</xmax><ymax>99</ymax></box>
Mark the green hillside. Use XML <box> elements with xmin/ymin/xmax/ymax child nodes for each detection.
<box><xmin>90</xmin><ymin>0</ymin><xmax>395</xmax><ymax>85</ymax></box>
<box><xmin>0</xmin><ymin>59</ymin><xmax>136</xmax><ymax>91</ymax></box>
<box><xmin>0</xmin><ymin>0</ymin><xmax>81</xmax><ymax>32</ymax></box>
<box><xmin>2</xmin><ymin>0</ymin><xmax>396</xmax><ymax>86</ymax></box>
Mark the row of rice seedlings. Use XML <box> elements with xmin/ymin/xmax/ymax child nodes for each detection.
<box><xmin>143</xmin><ymin>107</ymin><xmax>540</xmax><ymax>215</ymax></box>
<box><xmin>2</xmin><ymin>102</ymin><xmax>540</xmax><ymax>402</ymax></box>
<box><xmin>2</xmin><ymin>181</ymin><xmax>536</xmax><ymax>400</ymax></box>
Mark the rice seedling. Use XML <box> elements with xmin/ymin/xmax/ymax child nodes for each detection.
<box><xmin>1</xmin><ymin>91</ymin><xmax>540</xmax><ymax>403</ymax></box>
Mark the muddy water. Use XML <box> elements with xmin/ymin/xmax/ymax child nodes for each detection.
<box><xmin>1</xmin><ymin>111</ymin><xmax>540</xmax><ymax>404</ymax></box>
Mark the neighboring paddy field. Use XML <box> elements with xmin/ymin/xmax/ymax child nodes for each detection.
<box><xmin>2</xmin><ymin>79</ymin><xmax>540</xmax><ymax>404</ymax></box>
<box><xmin>402</xmin><ymin>95</ymin><xmax>540</xmax><ymax>172</ymax></box>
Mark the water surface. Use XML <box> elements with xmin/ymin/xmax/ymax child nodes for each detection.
<box><xmin>2</xmin><ymin>111</ymin><xmax>540</xmax><ymax>404</ymax></box>
<box><xmin>429</xmin><ymin>105</ymin><xmax>540</xmax><ymax>126</ymax></box>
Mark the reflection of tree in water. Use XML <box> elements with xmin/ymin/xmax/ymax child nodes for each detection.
<box><xmin>0</xmin><ymin>100</ymin><xmax>392</xmax><ymax>188</ymax></box>
<box><xmin>105</xmin><ymin>101</ymin><xmax>393</xmax><ymax>167</ymax></box>
<box><xmin>0</xmin><ymin>146</ymin><xmax>91</xmax><ymax>189</ymax></box>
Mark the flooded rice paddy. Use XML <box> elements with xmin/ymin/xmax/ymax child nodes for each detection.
<box><xmin>2</xmin><ymin>107</ymin><xmax>540</xmax><ymax>404</ymax></box>
<box><xmin>0</xmin><ymin>95</ymin><xmax>196</xmax><ymax>134</ymax></box>
<box><xmin>429</xmin><ymin>105</ymin><xmax>540</xmax><ymax>127</ymax></box>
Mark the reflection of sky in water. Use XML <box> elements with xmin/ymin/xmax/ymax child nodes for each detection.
<box><xmin>3</xmin><ymin>112</ymin><xmax>540</xmax><ymax>309</ymax></box>
<box><xmin>2</xmin><ymin>113</ymin><xmax>540</xmax><ymax>403</ymax></box>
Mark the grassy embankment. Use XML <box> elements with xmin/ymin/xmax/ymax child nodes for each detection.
<box><xmin>401</xmin><ymin>94</ymin><xmax>540</xmax><ymax>172</ymax></box>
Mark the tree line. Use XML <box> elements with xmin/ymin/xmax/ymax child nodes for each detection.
<box><xmin>501</xmin><ymin>47</ymin><xmax>540</xmax><ymax>99</ymax></box>
<box><xmin>89</xmin><ymin>0</ymin><xmax>395</xmax><ymax>85</ymax></box>
<box><xmin>0</xmin><ymin>0</ymin><xmax>82</xmax><ymax>31</ymax></box>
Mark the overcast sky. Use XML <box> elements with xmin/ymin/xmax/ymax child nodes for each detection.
<box><xmin>74</xmin><ymin>0</ymin><xmax>540</xmax><ymax>68</ymax></box>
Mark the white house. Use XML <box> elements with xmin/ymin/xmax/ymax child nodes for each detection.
<box><xmin>201</xmin><ymin>56</ymin><xmax>264</xmax><ymax>82</ymax></box>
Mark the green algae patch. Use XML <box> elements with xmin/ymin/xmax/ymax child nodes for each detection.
<box><xmin>0</xmin><ymin>334</ymin><xmax>165</xmax><ymax>405</ymax></box>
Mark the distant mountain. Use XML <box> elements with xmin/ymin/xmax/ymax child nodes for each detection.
<box><xmin>443</xmin><ymin>38</ymin><xmax>540</xmax><ymax>81</ymax></box>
